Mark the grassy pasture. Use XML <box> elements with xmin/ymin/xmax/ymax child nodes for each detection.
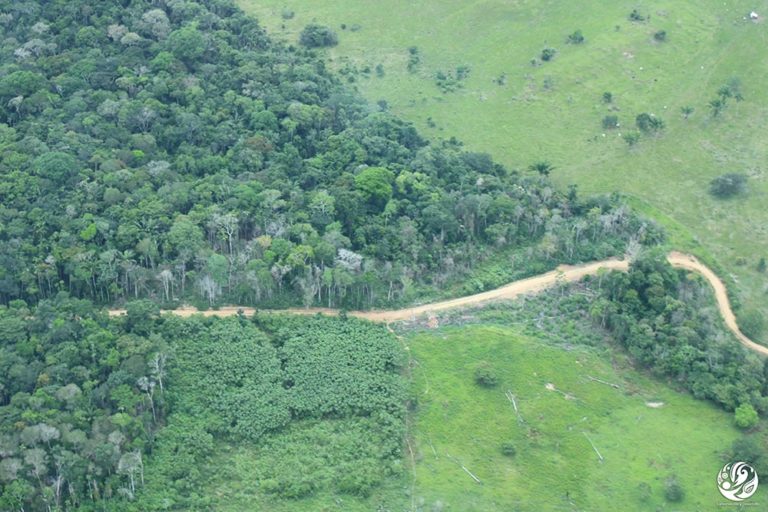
<box><xmin>407</xmin><ymin>325</ymin><xmax>763</xmax><ymax>510</ymax></box>
<box><xmin>240</xmin><ymin>0</ymin><xmax>767</xmax><ymax>337</ymax></box>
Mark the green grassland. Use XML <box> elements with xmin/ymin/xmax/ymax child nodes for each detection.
<box><xmin>239</xmin><ymin>0</ymin><xmax>767</xmax><ymax>333</ymax></box>
<box><xmin>407</xmin><ymin>325</ymin><xmax>763</xmax><ymax>511</ymax></box>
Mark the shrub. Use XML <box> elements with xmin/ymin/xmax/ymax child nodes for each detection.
<box><xmin>709</xmin><ymin>173</ymin><xmax>747</xmax><ymax>198</ymax></box>
<box><xmin>602</xmin><ymin>115</ymin><xmax>619</xmax><ymax>129</ymax></box>
<box><xmin>635</xmin><ymin>113</ymin><xmax>664</xmax><ymax>133</ymax></box>
<box><xmin>540</xmin><ymin>47</ymin><xmax>557</xmax><ymax>61</ymax></box>
<box><xmin>299</xmin><ymin>24</ymin><xmax>338</xmax><ymax>48</ymax></box>
<box><xmin>500</xmin><ymin>442</ymin><xmax>517</xmax><ymax>457</ymax></box>
<box><xmin>623</xmin><ymin>132</ymin><xmax>640</xmax><ymax>147</ymax></box>
<box><xmin>734</xmin><ymin>403</ymin><xmax>760</xmax><ymax>430</ymax></box>
<box><xmin>629</xmin><ymin>9</ymin><xmax>646</xmax><ymax>22</ymax></box>
<box><xmin>664</xmin><ymin>475</ymin><xmax>684</xmax><ymax>502</ymax></box>
<box><xmin>407</xmin><ymin>46</ymin><xmax>420</xmax><ymax>72</ymax></box>
<box><xmin>474</xmin><ymin>361</ymin><xmax>499</xmax><ymax>387</ymax></box>
<box><xmin>567</xmin><ymin>30</ymin><xmax>584</xmax><ymax>44</ymax></box>
<box><xmin>602</xmin><ymin>91</ymin><xmax>613</xmax><ymax>103</ymax></box>
<box><xmin>654</xmin><ymin>30</ymin><xmax>667</xmax><ymax>42</ymax></box>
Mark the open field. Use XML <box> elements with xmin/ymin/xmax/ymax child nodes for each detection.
<box><xmin>407</xmin><ymin>325</ymin><xmax>764</xmax><ymax>510</ymax></box>
<box><xmin>239</xmin><ymin>0</ymin><xmax>767</xmax><ymax>334</ymax></box>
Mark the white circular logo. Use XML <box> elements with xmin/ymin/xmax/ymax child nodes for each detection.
<box><xmin>717</xmin><ymin>461</ymin><xmax>759</xmax><ymax>501</ymax></box>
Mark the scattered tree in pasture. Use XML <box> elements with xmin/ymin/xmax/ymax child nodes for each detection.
<box><xmin>474</xmin><ymin>361</ymin><xmax>499</xmax><ymax>387</ymax></box>
<box><xmin>407</xmin><ymin>46</ymin><xmax>420</xmax><ymax>72</ymax></box>
<box><xmin>623</xmin><ymin>131</ymin><xmax>641</xmax><ymax>147</ymax></box>
<box><xmin>635</xmin><ymin>113</ymin><xmax>664</xmax><ymax>133</ymax></box>
<box><xmin>602</xmin><ymin>115</ymin><xmax>619</xmax><ymax>129</ymax></box>
<box><xmin>709</xmin><ymin>173</ymin><xmax>747</xmax><ymax>198</ymax></box>
<box><xmin>629</xmin><ymin>9</ymin><xmax>647</xmax><ymax>22</ymax></box>
<box><xmin>500</xmin><ymin>442</ymin><xmax>517</xmax><ymax>456</ymax></box>
<box><xmin>528</xmin><ymin>161</ymin><xmax>554</xmax><ymax>176</ymax></box>
<box><xmin>540</xmin><ymin>47</ymin><xmax>557</xmax><ymax>62</ymax></box>
<box><xmin>709</xmin><ymin>98</ymin><xmax>726</xmax><ymax>117</ymax></box>
<box><xmin>664</xmin><ymin>475</ymin><xmax>684</xmax><ymax>502</ymax></box>
<box><xmin>567</xmin><ymin>30</ymin><xmax>584</xmax><ymax>44</ymax></box>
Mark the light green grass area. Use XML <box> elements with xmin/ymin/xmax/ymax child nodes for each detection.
<box><xmin>407</xmin><ymin>325</ymin><xmax>762</xmax><ymax>510</ymax></box>
<box><xmin>239</xmin><ymin>0</ymin><xmax>767</xmax><ymax>333</ymax></box>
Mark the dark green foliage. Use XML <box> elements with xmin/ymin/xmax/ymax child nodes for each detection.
<box><xmin>500</xmin><ymin>442</ymin><xmax>517</xmax><ymax>456</ymax></box>
<box><xmin>435</xmin><ymin>66</ymin><xmax>471</xmax><ymax>93</ymax></box>
<box><xmin>0</xmin><ymin>295</ymin><xmax>166</xmax><ymax>510</ymax></box>
<box><xmin>602</xmin><ymin>115</ymin><xmax>619</xmax><ymax>129</ymax></box>
<box><xmin>474</xmin><ymin>361</ymin><xmax>499</xmax><ymax>387</ymax></box>
<box><xmin>567</xmin><ymin>30</ymin><xmax>585</xmax><ymax>44</ymax></box>
<box><xmin>0</xmin><ymin>0</ymin><xmax>649</xmax><ymax>312</ymax></box>
<box><xmin>740</xmin><ymin>309</ymin><xmax>765</xmax><ymax>339</ymax></box>
<box><xmin>597</xmin><ymin>253</ymin><xmax>768</xmax><ymax>413</ymax></box>
<box><xmin>528</xmin><ymin>161</ymin><xmax>554</xmax><ymax>176</ymax></box>
<box><xmin>629</xmin><ymin>9</ymin><xmax>647</xmax><ymax>22</ymax></box>
<box><xmin>710</xmin><ymin>173</ymin><xmax>748</xmax><ymax>198</ymax></box>
<box><xmin>299</xmin><ymin>24</ymin><xmax>338</xmax><ymax>48</ymax></box>
<box><xmin>407</xmin><ymin>46</ymin><xmax>421</xmax><ymax>72</ymax></box>
<box><xmin>709</xmin><ymin>97</ymin><xmax>726</xmax><ymax>117</ymax></box>
<box><xmin>653</xmin><ymin>30</ymin><xmax>667</xmax><ymax>42</ymax></box>
<box><xmin>540</xmin><ymin>47</ymin><xmax>557</xmax><ymax>61</ymax></box>
<box><xmin>602</xmin><ymin>91</ymin><xmax>613</xmax><ymax>103</ymax></box>
<box><xmin>664</xmin><ymin>475</ymin><xmax>684</xmax><ymax>502</ymax></box>
<box><xmin>681</xmin><ymin>105</ymin><xmax>694</xmax><ymax>119</ymax></box>
<box><xmin>623</xmin><ymin>132</ymin><xmax>640</xmax><ymax>146</ymax></box>
<box><xmin>635</xmin><ymin>113</ymin><xmax>664</xmax><ymax>133</ymax></box>
<box><xmin>146</xmin><ymin>314</ymin><xmax>405</xmax><ymax>506</ymax></box>
<box><xmin>730</xmin><ymin>437</ymin><xmax>767</xmax><ymax>476</ymax></box>
<box><xmin>758</xmin><ymin>257</ymin><xmax>766</xmax><ymax>273</ymax></box>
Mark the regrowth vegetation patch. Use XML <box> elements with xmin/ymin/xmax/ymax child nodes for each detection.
<box><xmin>145</xmin><ymin>315</ymin><xmax>406</xmax><ymax>507</ymax></box>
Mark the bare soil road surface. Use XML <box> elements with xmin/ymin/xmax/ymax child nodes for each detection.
<box><xmin>109</xmin><ymin>252</ymin><xmax>767</xmax><ymax>356</ymax></box>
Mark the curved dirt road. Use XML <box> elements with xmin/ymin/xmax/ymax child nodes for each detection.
<box><xmin>666</xmin><ymin>252</ymin><xmax>768</xmax><ymax>356</ymax></box>
<box><xmin>109</xmin><ymin>252</ymin><xmax>767</xmax><ymax>356</ymax></box>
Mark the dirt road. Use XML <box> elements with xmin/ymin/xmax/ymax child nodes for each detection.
<box><xmin>108</xmin><ymin>252</ymin><xmax>767</xmax><ymax>356</ymax></box>
<box><xmin>666</xmin><ymin>252</ymin><xmax>768</xmax><ymax>356</ymax></box>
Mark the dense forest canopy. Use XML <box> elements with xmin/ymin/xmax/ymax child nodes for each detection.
<box><xmin>0</xmin><ymin>0</ymin><xmax>659</xmax><ymax>310</ymax></box>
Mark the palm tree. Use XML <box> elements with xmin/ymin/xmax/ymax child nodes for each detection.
<box><xmin>528</xmin><ymin>161</ymin><xmax>554</xmax><ymax>176</ymax></box>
